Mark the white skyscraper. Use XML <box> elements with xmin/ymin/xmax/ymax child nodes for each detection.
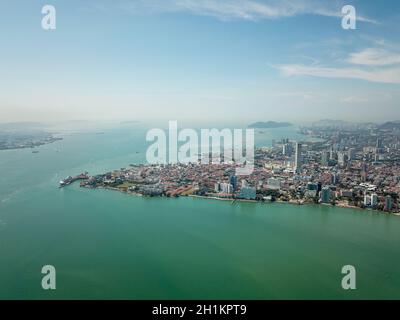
<box><xmin>371</xmin><ymin>193</ymin><xmax>378</xmax><ymax>207</ymax></box>
<box><xmin>364</xmin><ymin>195</ymin><xmax>371</xmax><ymax>207</ymax></box>
<box><xmin>320</xmin><ymin>187</ymin><xmax>331</xmax><ymax>203</ymax></box>
<box><xmin>220</xmin><ymin>183</ymin><xmax>233</xmax><ymax>194</ymax></box>
<box><xmin>338</xmin><ymin>151</ymin><xmax>347</xmax><ymax>166</ymax></box>
<box><xmin>282</xmin><ymin>143</ymin><xmax>293</xmax><ymax>156</ymax></box>
<box><xmin>294</xmin><ymin>142</ymin><xmax>302</xmax><ymax>173</ymax></box>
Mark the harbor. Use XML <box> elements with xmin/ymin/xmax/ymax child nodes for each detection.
<box><xmin>59</xmin><ymin>173</ymin><xmax>89</xmax><ymax>188</ymax></box>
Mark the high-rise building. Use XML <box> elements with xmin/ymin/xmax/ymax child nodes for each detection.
<box><xmin>371</xmin><ymin>193</ymin><xmax>378</xmax><ymax>208</ymax></box>
<box><xmin>239</xmin><ymin>186</ymin><xmax>256</xmax><ymax>200</ymax></box>
<box><xmin>220</xmin><ymin>183</ymin><xmax>233</xmax><ymax>194</ymax></box>
<box><xmin>337</xmin><ymin>151</ymin><xmax>347</xmax><ymax>166</ymax></box>
<box><xmin>306</xmin><ymin>182</ymin><xmax>318</xmax><ymax>197</ymax></box>
<box><xmin>294</xmin><ymin>142</ymin><xmax>302</xmax><ymax>173</ymax></box>
<box><xmin>384</xmin><ymin>195</ymin><xmax>393</xmax><ymax>212</ymax></box>
<box><xmin>331</xmin><ymin>173</ymin><xmax>340</xmax><ymax>185</ymax></box>
<box><xmin>347</xmin><ymin>148</ymin><xmax>355</xmax><ymax>161</ymax></box>
<box><xmin>364</xmin><ymin>195</ymin><xmax>371</xmax><ymax>207</ymax></box>
<box><xmin>320</xmin><ymin>187</ymin><xmax>331</xmax><ymax>203</ymax></box>
<box><xmin>283</xmin><ymin>143</ymin><xmax>293</xmax><ymax>156</ymax></box>
<box><xmin>230</xmin><ymin>175</ymin><xmax>238</xmax><ymax>191</ymax></box>
<box><xmin>361</xmin><ymin>163</ymin><xmax>368</xmax><ymax>182</ymax></box>
<box><xmin>321</xmin><ymin>151</ymin><xmax>330</xmax><ymax>166</ymax></box>
<box><xmin>330</xmin><ymin>148</ymin><xmax>336</xmax><ymax>160</ymax></box>
<box><xmin>376</xmin><ymin>138</ymin><xmax>383</xmax><ymax>149</ymax></box>
<box><xmin>307</xmin><ymin>182</ymin><xmax>318</xmax><ymax>191</ymax></box>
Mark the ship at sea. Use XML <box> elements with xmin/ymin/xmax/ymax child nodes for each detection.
<box><xmin>59</xmin><ymin>173</ymin><xmax>89</xmax><ymax>188</ymax></box>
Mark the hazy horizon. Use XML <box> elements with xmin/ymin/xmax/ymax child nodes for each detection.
<box><xmin>1</xmin><ymin>118</ymin><xmax>399</xmax><ymax>134</ymax></box>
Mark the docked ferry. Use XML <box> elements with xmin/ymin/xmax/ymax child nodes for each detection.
<box><xmin>59</xmin><ymin>173</ymin><xmax>89</xmax><ymax>188</ymax></box>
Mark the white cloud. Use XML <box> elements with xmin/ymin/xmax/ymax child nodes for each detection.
<box><xmin>347</xmin><ymin>48</ymin><xmax>400</xmax><ymax>66</ymax></box>
<box><xmin>119</xmin><ymin>0</ymin><xmax>377</xmax><ymax>23</ymax></box>
<box><xmin>277</xmin><ymin>64</ymin><xmax>400</xmax><ymax>84</ymax></box>
<box><xmin>277</xmin><ymin>45</ymin><xmax>400</xmax><ymax>85</ymax></box>
<box><xmin>341</xmin><ymin>96</ymin><xmax>369</xmax><ymax>103</ymax></box>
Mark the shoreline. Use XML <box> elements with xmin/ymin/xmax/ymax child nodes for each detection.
<box><xmin>81</xmin><ymin>185</ymin><xmax>399</xmax><ymax>217</ymax></box>
<box><xmin>0</xmin><ymin>137</ymin><xmax>63</xmax><ymax>152</ymax></box>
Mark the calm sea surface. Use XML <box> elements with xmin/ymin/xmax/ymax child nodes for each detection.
<box><xmin>0</xmin><ymin>125</ymin><xmax>399</xmax><ymax>299</ymax></box>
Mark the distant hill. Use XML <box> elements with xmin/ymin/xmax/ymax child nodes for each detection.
<box><xmin>312</xmin><ymin>119</ymin><xmax>348</xmax><ymax>127</ymax></box>
<box><xmin>248</xmin><ymin>121</ymin><xmax>292</xmax><ymax>129</ymax></box>
<box><xmin>379</xmin><ymin>121</ymin><xmax>400</xmax><ymax>130</ymax></box>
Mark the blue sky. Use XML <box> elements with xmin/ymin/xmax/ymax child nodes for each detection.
<box><xmin>0</xmin><ymin>0</ymin><xmax>399</xmax><ymax>124</ymax></box>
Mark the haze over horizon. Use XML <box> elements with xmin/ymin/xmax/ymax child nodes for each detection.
<box><xmin>1</xmin><ymin>0</ymin><xmax>399</xmax><ymax>123</ymax></box>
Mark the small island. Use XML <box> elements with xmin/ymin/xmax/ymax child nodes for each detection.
<box><xmin>248</xmin><ymin>121</ymin><xmax>293</xmax><ymax>129</ymax></box>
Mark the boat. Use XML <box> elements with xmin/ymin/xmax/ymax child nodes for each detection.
<box><xmin>59</xmin><ymin>173</ymin><xmax>89</xmax><ymax>188</ymax></box>
<box><xmin>59</xmin><ymin>176</ymin><xmax>73</xmax><ymax>188</ymax></box>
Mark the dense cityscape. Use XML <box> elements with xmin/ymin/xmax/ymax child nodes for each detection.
<box><xmin>73</xmin><ymin>121</ymin><xmax>400</xmax><ymax>215</ymax></box>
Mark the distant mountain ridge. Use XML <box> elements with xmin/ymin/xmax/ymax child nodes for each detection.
<box><xmin>379</xmin><ymin>121</ymin><xmax>400</xmax><ymax>130</ymax></box>
<box><xmin>248</xmin><ymin>121</ymin><xmax>293</xmax><ymax>129</ymax></box>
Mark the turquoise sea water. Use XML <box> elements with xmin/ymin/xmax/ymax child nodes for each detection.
<box><xmin>0</xmin><ymin>125</ymin><xmax>400</xmax><ymax>300</ymax></box>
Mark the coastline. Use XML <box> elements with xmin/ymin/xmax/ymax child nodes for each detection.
<box><xmin>189</xmin><ymin>194</ymin><xmax>398</xmax><ymax>216</ymax></box>
<box><xmin>81</xmin><ymin>184</ymin><xmax>399</xmax><ymax>216</ymax></box>
<box><xmin>0</xmin><ymin>136</ymin><xmax>63</xmax><ymax>151</ymax></box>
